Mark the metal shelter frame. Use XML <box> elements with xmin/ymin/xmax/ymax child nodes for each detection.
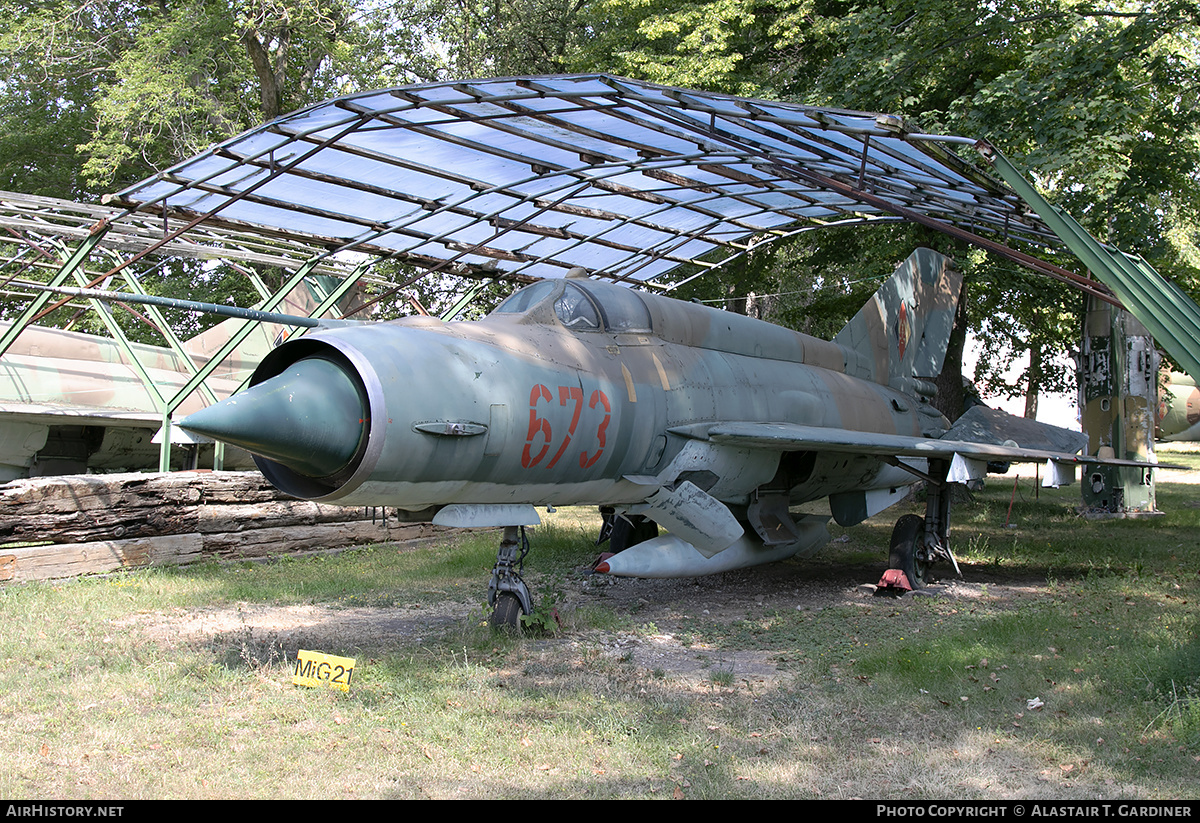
<box><xmin>111</xmin><ymin>76</ymin><xmax>1072</xmax><ymax>282</ymax></box>
<box><xmin>3</xmin><ymin>74</ymin><xmax>1198</xmax><ymax>473</ymax></box>
<box><xmin>0</xmin><ymin>190</ymin><xmax>377</xmax><ymax>470</ymax></box>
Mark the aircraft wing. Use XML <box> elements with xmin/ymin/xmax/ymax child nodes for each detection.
<box><xmin>687</xmin><ymin>420</ymin><xmax>1167</xmax><ymax>484</ymax></box>
<box><xmin>0</xmin><ymin>403</ymin><xmax>162</xmax><ymax>428</ymax></box>
<box><xmin>704</xmin><ymin>421</ymin><xmax>1091</xmax><ymax>462</ymax></box>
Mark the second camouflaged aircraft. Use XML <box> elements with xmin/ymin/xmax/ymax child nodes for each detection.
<box><xmin>179</xmin><ymin>249</ymin><xmax>1142</xmax><ymax>624</ymax></box>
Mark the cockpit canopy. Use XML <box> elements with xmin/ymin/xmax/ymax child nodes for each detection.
<box><xmin>492</xmin><ymin>279</ymin><xmax>653</xmax><ymax>334</ymax></box>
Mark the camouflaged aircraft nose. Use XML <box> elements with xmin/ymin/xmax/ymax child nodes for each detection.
<box><xmin>179</xmin><ymin>355</ymin><xmax>367</xmax><ymax>479</ymax></box>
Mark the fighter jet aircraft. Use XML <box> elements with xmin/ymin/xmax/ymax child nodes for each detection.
<box><xmin>178</xmin><ymin>248</ymin><xmax>1148</xmax><ymax>626</ymax></box>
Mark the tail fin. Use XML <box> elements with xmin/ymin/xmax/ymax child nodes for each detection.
<box><xmin>832</xmin><ymin>248</ymin><xmax>962</xmax><ymax>396</ymax></box>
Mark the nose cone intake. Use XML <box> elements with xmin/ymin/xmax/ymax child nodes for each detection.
<box><xmin>180</xmin><ymin>355</ymin><xmax>368</xmax><ymax>479</ymax></box>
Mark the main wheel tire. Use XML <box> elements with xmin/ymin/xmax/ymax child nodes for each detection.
<box><xmin>609</xmin><ymin>515</ymin><xmax>658</xmax><ymax>554</ymax></box>
<box><xmin>888</xmin><ymin>514</ymin><xmax>929</xmax><ymax>589</ymax></box>
<box><xmin>490</xmin><ymin>591</ymin><xmax>525</xmax><ymax>631</ymax></box>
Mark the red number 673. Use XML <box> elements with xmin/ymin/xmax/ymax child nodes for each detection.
<box><xmin>520</xmin><ymin>383</ymin><xmax>611</xmax><ymax>470</ymax></box>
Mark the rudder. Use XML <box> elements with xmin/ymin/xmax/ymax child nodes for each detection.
<box><xmin>832</xmin><ymin>248</ymin><xmax>962</xmax><ymax>397</ymax></box>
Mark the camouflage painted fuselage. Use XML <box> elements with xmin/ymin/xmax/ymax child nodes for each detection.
<box><xmin>235</xmin><ymin>250</ymin><xmax>960</xmax><ymax>521</ymax></box>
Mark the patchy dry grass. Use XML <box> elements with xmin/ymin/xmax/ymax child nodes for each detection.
<box><xmin>0</xmin><ymin>455</ymin><xmax>1197</xmax><ymax>798</ymax></box>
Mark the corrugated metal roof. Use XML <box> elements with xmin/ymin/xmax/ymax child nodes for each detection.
<box><xmin>112</xmin><ymin>74</ymin><xmax>1057</xmax><ymax>286</ymax></box>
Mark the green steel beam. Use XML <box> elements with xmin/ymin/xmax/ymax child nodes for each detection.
<box><xmin>0</xmin><ymin>225</ymin><xmax>111</xmax><ymax>357</ymax></box>
<box><xmin>159</xmin><ymin>257</ymin><xmax>330</xmax><ymax>467</ymax></box>
<box><xmin>305</xmin><ymin>260</ymin><xmax>375</xmax><ymax>325</ymax></box>
<box><xmin>982</xmin><ymin>143</ymin><xmax>1200</xmax><ymax>381</ymax></box>
<box><xmin>101</xmin><ymin>247</ymin><xmax>221</xmax><ymax>407</ymax></box>
<box><xmin>165</xmin><ymin>256</ymin><xmax>326</xmax><ymax>414</ymax></box>
<box><xmin>243</xmin><ymin>267</ymin><xmax>273</xmax><ymax>302</ymax></box>
<box><xmin>442</xmin><ymin>279</ymin><xmax>495</xmax><ymax>321</ymax></box>
<box><xmin>113</xmin><ymin>267</ymin><xmax>225</xmax><ymax>407</ymax></box>
<box><xmin>69</xmin><ymin>267</ymin><xmax>168</xmax><ymax>413</ymax></box>
<box><xmin>103</xmin><ymin>255</ymin><xmax>221</xmax><ymax>472</ymax></box>
<box><xmin>227</xmin><ymin>260</ymin><xmax>375</xmax><ymax>395</ymax></box>
<box><xmin>159</xmin><ymin>413</ymin><xmax>172</xmax><ymax>473</ymax></box>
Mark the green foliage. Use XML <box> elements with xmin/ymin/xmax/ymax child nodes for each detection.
<box><xmin>0</xmin><ymin>0</ymin><xmax>135</xmax><ymax>198</ymax></box>
<box><xmin>78</xmin><ymin>0</ymin><xmax>373</xmax><ymax>190</ymax></box>
<box><xmin>967</xmin><ymin>253</ymin><xmax>1083</xmax><ymax>403</ymax></box>
<box><xmin>79</xmin><ymin>2</ymin><xmax>246</xmax><ymax>188</ymax></box>
<box><xmin>520</xmin><ymin>592</ymin><xmax>561</xmax><ymax>633</ymax></box>
<box><xmin>574</xmin><ymin>0</ymin><xmax>770</xmax><ymax>93</ymax></box>
<box><xmin>0</xmin><ymin>0</ymin><xmax>458</xmax><ymax>341</ymax></box>
<box><xmin>356</xmin><ymin>259</ymin><xmax>520</xmax><ymax>322</ymax></box>
<box><xmin>0</xmin><ymin>0</ymin><xmax>450</xmax><ymax>196</ymax></box>
<box><xmin>441</xmin><ymin>0</ymin><xmax>594</xmax><ymax>76</ymax></box>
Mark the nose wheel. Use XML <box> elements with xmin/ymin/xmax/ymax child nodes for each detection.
<box><xmin>488</xmin><ymin>526</ymin><xmax>532</xmax><ymax>631</ymax></box>
<box><xmin>490</xmin><ymin>591</ymin><xmax>526</xmax><ymax>631</ymax></box>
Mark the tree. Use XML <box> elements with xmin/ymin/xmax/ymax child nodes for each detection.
<box><xmin>79</xmin><ymin>0</ymin><xmax>384</xmax><ymax>191</ymax></box>
<box><xmin>440</xmin><ymin>0</ymin><xmax>593</xmax><ymax>76</ymax></box>
<box><xmin>0</xmin><ymin>0</ymin><xmax>453</xmax><ymax>196</ymax></box>
<box><xmin>0</xmin><ymin>0</ymin><xmax>139</xmax><ymax>198</ymax></box>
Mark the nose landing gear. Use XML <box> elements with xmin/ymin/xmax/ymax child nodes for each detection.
<box><xmin>489</xmin><ymin>525</ymin><xmax>533</xmax><ymax>630</ymax></box>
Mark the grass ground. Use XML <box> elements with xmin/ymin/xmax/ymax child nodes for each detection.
<box><xmin>0</xmin><ymin>454</ymin><xmax>1197</xmax><ymax>799</ymax></box>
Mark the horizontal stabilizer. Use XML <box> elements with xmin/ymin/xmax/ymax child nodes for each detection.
<box><xmin>942</xmin><ymin>405</ymin><xmax>1087</xmax><ymax>455</ymax></box>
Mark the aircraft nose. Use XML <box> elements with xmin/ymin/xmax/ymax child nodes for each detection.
<box><xmin>179</xmin><ymin>355</ymin><xmax>368</xmax><ymax>479</ymax></box>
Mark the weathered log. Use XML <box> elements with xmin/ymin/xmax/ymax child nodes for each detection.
<box><xmin>199</xmin><ymin>520</ymin><xmax>438</xmax><ymax>560</ymax></box>
<box><xmin>0</xmin><ymin>471</ymin><xmax>282</xmax><ymax>511</ymax></box>
<box><xmin>195</xmin><ymin>501</ymin><xmax>379</xmax><ymax>533</ymax></box>
<box><xmin>0</xmin><ymin>521</ymin><xmax>444</xmax><ymax>583</ymax></box>
<box><xmin>0</xmin><ymin>533</ymin><xmax>203</xmax><ymax>582</ymax></box>
<box><xmin>0</xmin><ymin>471</ymin><xmax>453</xmax><ymax>582</ymax></box>
<box><xmin>0</xmin><ymin>471</ymin><xmax>390</xmax><ymax>544</ymax></box>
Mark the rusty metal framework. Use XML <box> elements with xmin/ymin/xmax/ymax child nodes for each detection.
<box><xmin>0</xmin><ymin>188</ymin><xmax>372</xmax><ymax>333</ymax></box>
<box><xmin>111</xmin><ymin>74</ymin><xmax>1066</xmax><ymax>289</ymax></box>
<box><xmin>0</xmin><ymin>190</ymin><xmax>361</xmax><ymax>279</ymax></box>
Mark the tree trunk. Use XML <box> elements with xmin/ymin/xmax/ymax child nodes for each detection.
<box><xmin>1024</xmin><ymin>346</ymin><xmax>1041</xmax><ymax>419</ymax></box>
<box><xmin>933</xmin><ymin>270</ymin><xmax>969</xmax><ymax>421</ymax></box>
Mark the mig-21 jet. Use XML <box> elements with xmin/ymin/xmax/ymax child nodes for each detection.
<box><xmin>176</xmin><ymin>247</ymin><xmax>1144</xmax><ymax>626</ymax></box>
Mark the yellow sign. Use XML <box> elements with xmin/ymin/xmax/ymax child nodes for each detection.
<box><xmin>292</xmin><ymin>650</ymin><xmax>357</xmax><ymax>692</ymax></box>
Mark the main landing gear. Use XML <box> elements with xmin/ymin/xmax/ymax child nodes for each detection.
<box><xmin>594</xmin><ymin>507</ymin><xmax>658</xmax><ymax>568</ymax></box>
<box><xmin>489</xmin><ymin>526</ymin><xmax>533</xmax><ymax>630</ymax></box>
<box><xmin>879</xmin><ymin>457</ymin><xmax>961</xmax><ymax>594</ymax></box>
<box><xmin>887</xmin><ymin>514</ymin><xmax>931</xmax><ymax>589</ymax></box>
